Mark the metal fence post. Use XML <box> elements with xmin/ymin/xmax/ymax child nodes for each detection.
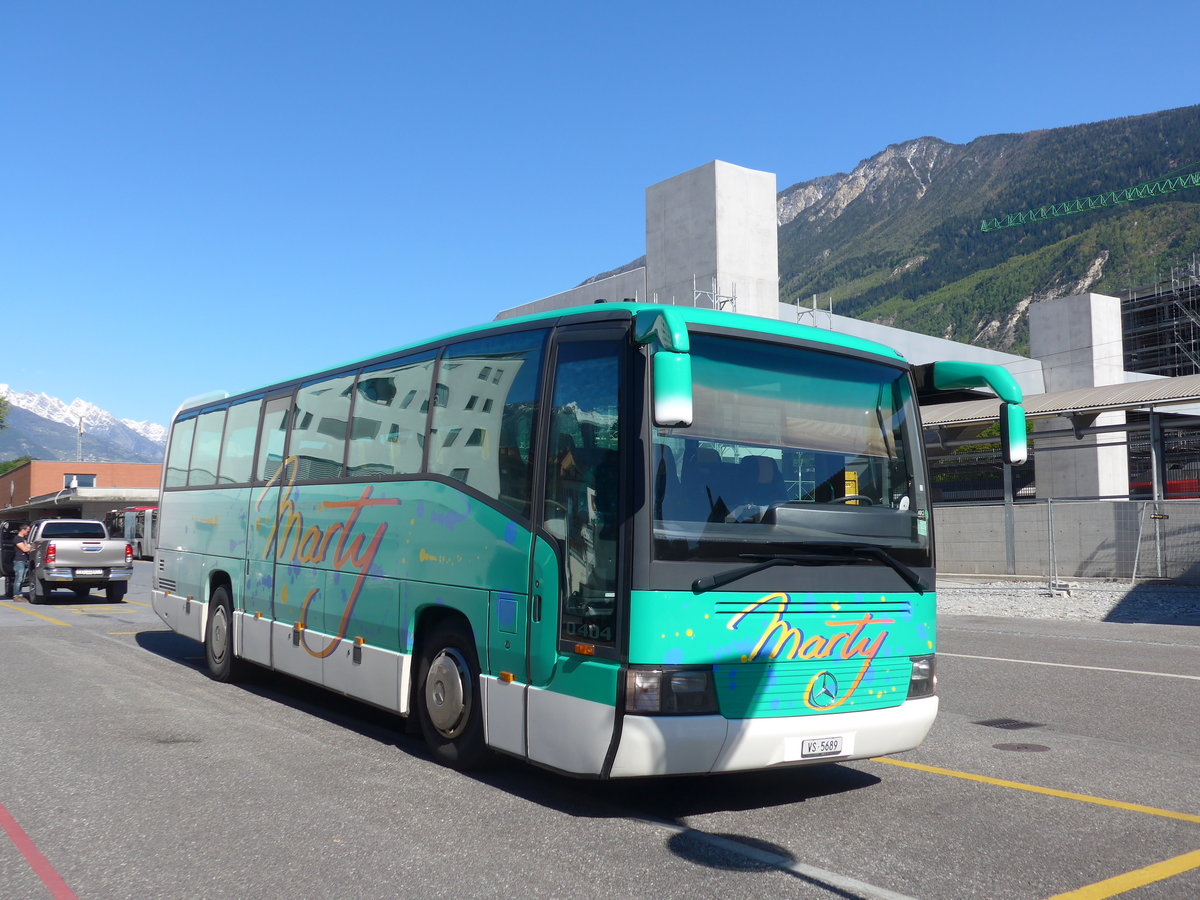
<box><xmin>1003</xmin><ymin>464</ymin><xmax>1016</xmax><ymax>575</ymax></box>
<box><xmin>1046</xmin><ymin>498</ymin><xmax>1056</xmax><ymax>591</ymax></box>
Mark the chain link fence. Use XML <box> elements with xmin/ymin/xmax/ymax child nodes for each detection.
<box><xmin>935</xmin><ymin>499</ymin><xmax>1200</xmax><ymax>584</ymax></box>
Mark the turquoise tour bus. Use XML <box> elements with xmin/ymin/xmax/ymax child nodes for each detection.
<box><xmin>153</xmin><ymin>303</ymin><xmax>1025</xmax><ymax>777</ymax></box>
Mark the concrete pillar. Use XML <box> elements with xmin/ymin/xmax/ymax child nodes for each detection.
<box><xmin>1028</xmin><ymin>293</ymin><xmax>1129</xmax><ymax>498</ymax></box>
<box><xmin>645</xmin><ymin>161</ymin><xmax>779</xmax><ymax>319</ymax></box>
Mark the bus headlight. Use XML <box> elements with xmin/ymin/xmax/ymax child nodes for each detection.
<box><xmin>625</xmin><ymin>666</ymin><xmax>719</xmax><ymax>715</ymax></box>
<box><xmin>907</xmin><ymin>655</ymin><xmax>937</xmax><ymax>699</ymax></box>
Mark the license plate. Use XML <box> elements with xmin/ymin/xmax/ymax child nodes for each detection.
<box><xmin>75</xmin><ymin>569</ymin><xmax>103</xmax><ymax>576</ymax></box>
<box><xmin>801</xmin><ymin>736</ymin><xmax>844</xmax><ymax>758</ymax></box>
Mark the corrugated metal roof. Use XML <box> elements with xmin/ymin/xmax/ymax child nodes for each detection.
<box><xmin>921</xmin><ymin>373</ymin><xmax>1200</xmax><ymax>426</ymax></box>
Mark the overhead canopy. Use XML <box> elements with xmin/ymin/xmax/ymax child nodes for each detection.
<box><xmin>920</xmin><ymin>372</ymin><xmax>1200</xmax><ymax>426</ymax></box>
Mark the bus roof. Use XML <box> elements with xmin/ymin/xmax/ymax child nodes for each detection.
<box><xmin>176</xmin><ymin>303</ymin><xmax>906</xmax><ymax>417</ymax></box>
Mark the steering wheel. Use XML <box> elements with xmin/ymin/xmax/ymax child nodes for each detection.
<box><xmin>834</xmin><ymin>494</ymin><xmax>874</xmax><ymax>506</ymax></box>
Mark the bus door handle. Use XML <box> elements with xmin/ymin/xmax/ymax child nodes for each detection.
<box><xmin>532</xmin><ymin>593</ymin><xmax>542</xmax><ymax>623</ymax></box>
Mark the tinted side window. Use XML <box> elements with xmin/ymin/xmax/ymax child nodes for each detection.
<box><xmin>256</xmin><ymin>396</ymin><xmax>293</xmax><ymax>483</ymax></box>
<box><xmin>543</xmin><ymin>340</ymin><xmax>622</xmax><ymax>647</ymax></box>
<box><xmin>290</xmin><ymin>374</ymin><xmax>355</xmax><ymax>481</ymax></box>
<box><xmin>188</xmin><ymin>409</ymin><xmax>226</xmax><ymax>487</ymax></box>
<box><xmin>165</xmin><ymin>418</ymin><xmax>196</xmax><ymax>489</ymax></box>
<box><xmin>347</xmin><ymin>354</ymin><xmax>436</xmax><ymax>477</ymax></box>
<box><xmin>429</xmin><ymin>330</ymin><xmax>546</xmax><ymax>516</ymax></box>
<box><xmin>219</xmin><ymin>399</ymin><xmax>262</xmax><ymax>484</ymax></box>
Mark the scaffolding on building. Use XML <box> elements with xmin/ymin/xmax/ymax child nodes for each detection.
<box><xmin>1122</xmin><ymin>257</ymin><xmax>1200</xmax><ymax>377</ymax></box>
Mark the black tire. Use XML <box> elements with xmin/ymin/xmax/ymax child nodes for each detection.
<box><xmin>27</xmin><ymin>579</ymin><xmax>45</xmax><ymax>605</ymax></box>
<box><xmin>204</xmin><ymin>585</ymin><xmax>243</xmax><ymax>682</ymax></box>
<box><xmin>415</xmin><ymin>620</ymin><xmax>489</xmax><ymax>770</ymax></box>
<box><xmin>105</xmin><ymin>582</ymin><xmax>127</xmax><ymax>602</ymax></box>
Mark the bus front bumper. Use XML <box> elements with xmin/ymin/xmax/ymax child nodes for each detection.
<box><xmin>608</xmin><ymin>696</ymin><xmax>938</xmax><ymax>778</ymax></box>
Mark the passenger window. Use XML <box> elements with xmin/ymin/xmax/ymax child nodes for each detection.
<box><xmin>543</xmin><ymin>340</ymin><xmax>622</xmax><ymax>646</ymax></box>
<box><xmin>188</xmin><ymin>409</ymin><xmax>226</xmax><ymax>486</ymax></box>
<box><xmin>218</xmin><ymin>399</ymin><xmax>262</xmax><ymax>484</ymax></box>
<box><xmin>290</xmin><ymin>374</ymin><xmax>355</xmax><ymax>481</ymax></box>
<box><xmin>256</xmin><ymin>396</ymin><xmax>293</xmax><ymax>483</ymax></box>
<box><xmin>347</xmin><ymin>353</ymin><xmax>436</xmax><ymax>477</ymax></box>
<box><xmin>165</xmin><ymin>418</ymin><xmax>196</xmax><ymax>489</ymax></box>
<box><xmin>429</xmin><ymin>330</ymin><xmax>547</xmax><ymax>516</ymax></box>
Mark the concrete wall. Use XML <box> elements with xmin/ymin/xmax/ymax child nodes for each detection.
<box><xmin>498</xmin><ymin>160</ymin><xmax>779</xmax><ymax>322</ymax></box>
<box><xmin>1029</xmin><ymin>293</ymin><xmax>1129</xmax><ymax>498</ymax></box>
<box><xmin>934</xmin><ymin>500</ymin><xmax>1200</xmax><ymax>582</ymax></box>
<box><xmin>646</xmin><ymin>161</ymin><xmax>778</xmax><ymax>318</ymax></box>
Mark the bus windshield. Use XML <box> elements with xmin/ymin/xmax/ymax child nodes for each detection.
<box><xmin>652</xmin><ymin>333</ymin><xmax>930</xmax><ymax>567</ymax></box>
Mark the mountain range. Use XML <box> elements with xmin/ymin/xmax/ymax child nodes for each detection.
<box><xmin>0</xmin><ymin>385</ymin><xmax>166</xmax><ymax>464</ymax></box>
<box><xmin>589</xmin><ymin>104</ymin><xmax>1200</xmax><ymax>355</ymax></box>
<box><xmin>774</xmin><ymin>104</ymin><xmax>1200</xmax><ymax>353</ymax></box>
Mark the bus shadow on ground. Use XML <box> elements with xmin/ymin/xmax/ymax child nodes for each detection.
<box><xmin>134</xmin><ymin>629</ymin><xmax>881</xmax><ymax>822</ymax></box>
<box><xmin>475</xmin><ymin>757</ymin><xmax>880</xmax><ymax>821</ymax></box>
<box><xmin>1102</xmin><ymin>583</ymin><xmax>1200</xmax><ymax>625</ymax></box>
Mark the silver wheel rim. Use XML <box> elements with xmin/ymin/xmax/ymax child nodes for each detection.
<box><xmin>425</xmin><ymin>648</ymin><xmax>471</xmax><ymax>738</ymax></box>
<box><xmin>210</xmin><ymin>605</ymin><xmax>229</xmax><ymax>665</ymax></box>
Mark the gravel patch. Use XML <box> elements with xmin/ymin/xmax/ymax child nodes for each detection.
<box><xmin>936</xmin><ymin>576</ymin><xmax>1200</xmax><ymax>624</ymax></box>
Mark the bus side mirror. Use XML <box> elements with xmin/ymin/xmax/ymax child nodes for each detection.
<box><xmin>652</xmin><ymin>351</ymin><xmax>693</xmax><ymax>427</ymax></box>
<box><xmin>918</xmin><ymin>361</ymin><xmax>1026</xmax><ymax>466</ymax></box>
<box><xmin>1000</xmin><ymin>402</ymin><xmax>1027</xmax><ymax>465</ymax></box>
<box><xmin>635</xmin><ymin>308</ymin><xmax>693</xmax><ymax>428</ymax></box>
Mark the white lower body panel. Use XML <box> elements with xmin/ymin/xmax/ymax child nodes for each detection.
<box><xmin>609</xmin><ymin>696</ymin><xmax>939</xmax><ymax>778</ymax></box>
<box><xmin>235</xmin><ymin>611</ymin><xmax>272</xmax><ymax>668</ymax></box>
<box><xmin>482</xmin><ymin>676</ymin><xmax>527</xmax><ymax>756</ymax></box>
<box><xmin>526</xmin><ymin>686</ymin><xmax>614</xmax><ymax>775</ymax></box>
<box><xmin>151</xmin><ymin>589</ymin><xmax>206</xmax><ymax>644</ymax></box>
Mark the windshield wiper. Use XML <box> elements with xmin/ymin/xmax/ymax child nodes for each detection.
<box><xmin>691</xmin><ymin>544</ymin><xmax>928</xmax><ymax>595</ymax></box>
<box><xmin>691</xmin><ymin>554</ymin><xmax>847</xmax><ymax>593</ymax></box>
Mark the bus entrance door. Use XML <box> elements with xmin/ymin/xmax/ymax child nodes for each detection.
<box><xmin>523</xmin><ymin>333</ymin><xmax>623</xmax><ymax>775</ymax></box>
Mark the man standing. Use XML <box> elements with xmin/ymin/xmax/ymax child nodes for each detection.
<box><xmin>0</xmin><ymin>523</ymin><xmax>15</xmax><ymax>598</ymax></box>
<box><xmin>12</xmin><ymin>524</ymin><xmax>33</xmax><ymax>601</ymax></box>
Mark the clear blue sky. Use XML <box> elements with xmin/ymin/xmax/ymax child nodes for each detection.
<box><xmin>4</xmin><ymin>0</ymin><xmax>1197</xmax><ymax>426</ymax></box>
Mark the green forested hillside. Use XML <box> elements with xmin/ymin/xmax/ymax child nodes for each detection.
<box><xmin>778</xmin><ymin>104</ymin><xmax>1200</xmax><ymax>352</ymax></box>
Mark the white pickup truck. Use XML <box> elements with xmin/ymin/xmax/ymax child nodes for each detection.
<box><xmin>25</xmin><ymin>519</ymin><xmax>134</xmax><ymax>603</ymax></box>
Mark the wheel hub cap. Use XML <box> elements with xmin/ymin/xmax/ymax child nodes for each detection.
<box><xmin>426</xmin><ymin>649</ymin><xmax>470</xmax><ymax>738</ymax></box>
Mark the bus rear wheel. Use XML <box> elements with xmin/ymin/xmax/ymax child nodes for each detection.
<box><xmin>416</xmin><ymin>621</ymin><xmax>488</xmax><ymax>770</ymax></box>
<box><xmin>205</xmin><ymin>585</ymin><xmax>243</xmax><ymax>682</ymax></box>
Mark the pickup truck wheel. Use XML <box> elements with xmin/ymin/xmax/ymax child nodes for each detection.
<box><xmin>205</xmin><ymin>585</ymin><xmax>243</xmax><ymax>682</ymax></box>
<box><xmin>28</xmin><ymin>579</ymin><xmax>45</xmax><ymax>605</ymax></box>
<box><xmin>106</xmin><ymin>583</ymin><xmax>127</xmax><ymax>602</ymax></box>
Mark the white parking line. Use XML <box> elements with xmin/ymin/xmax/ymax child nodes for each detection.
<box><xmin>940</xmin><ymin>652</ymin><xmax>1200</xmax><ymax>680</ymax></box>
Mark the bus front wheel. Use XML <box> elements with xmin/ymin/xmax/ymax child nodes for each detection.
<box><xmin>205</xmin><ymin>585</ymin><xmax>243</xmax><ymax>682</ymax></box>
<box><xmin>416</xmin><ymin>621</ymin><xmax>488</xmax><ymax>770</ymax></box>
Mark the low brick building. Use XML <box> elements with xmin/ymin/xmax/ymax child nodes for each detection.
<box><xmin>0</xmin><ymin>460</ymin><xmax>161</xmax><ymax>523</ymax></box>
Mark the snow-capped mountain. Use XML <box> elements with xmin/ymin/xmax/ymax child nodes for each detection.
<box><xmin>0</xmin><ymin>385</ymin><xmax>166</xmax><ymax>463</ymax></box>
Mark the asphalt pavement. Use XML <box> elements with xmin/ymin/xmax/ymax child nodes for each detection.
<box><xmin>1</xmin><ymin>563</ymin><xmax>1198</xmax><ymax>899</ymax></box>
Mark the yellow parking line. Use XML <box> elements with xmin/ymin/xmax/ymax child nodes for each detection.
<box><xmin>875</xmin><ymin>759</ymin><xmax>1200</xmax><ymax>898</ymax></box>
<box><xmin>124</xmin><ymin>600</ymin><xmax>151</xmax><ymax>608</ymax></box>
<box><xmin>0</xmin><ymin>602</ymin><xmax>71</xmax><ymax>626</ymax></box>
<box><xmin>874</xmin><ymin>758</ymin><xmax>1200</xmax><ymax>823</ymax></box>
<box><xmin>1042</xmin><ymin>847</ymin><xmax>1200</xmax><ymax>899</ymax></box>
